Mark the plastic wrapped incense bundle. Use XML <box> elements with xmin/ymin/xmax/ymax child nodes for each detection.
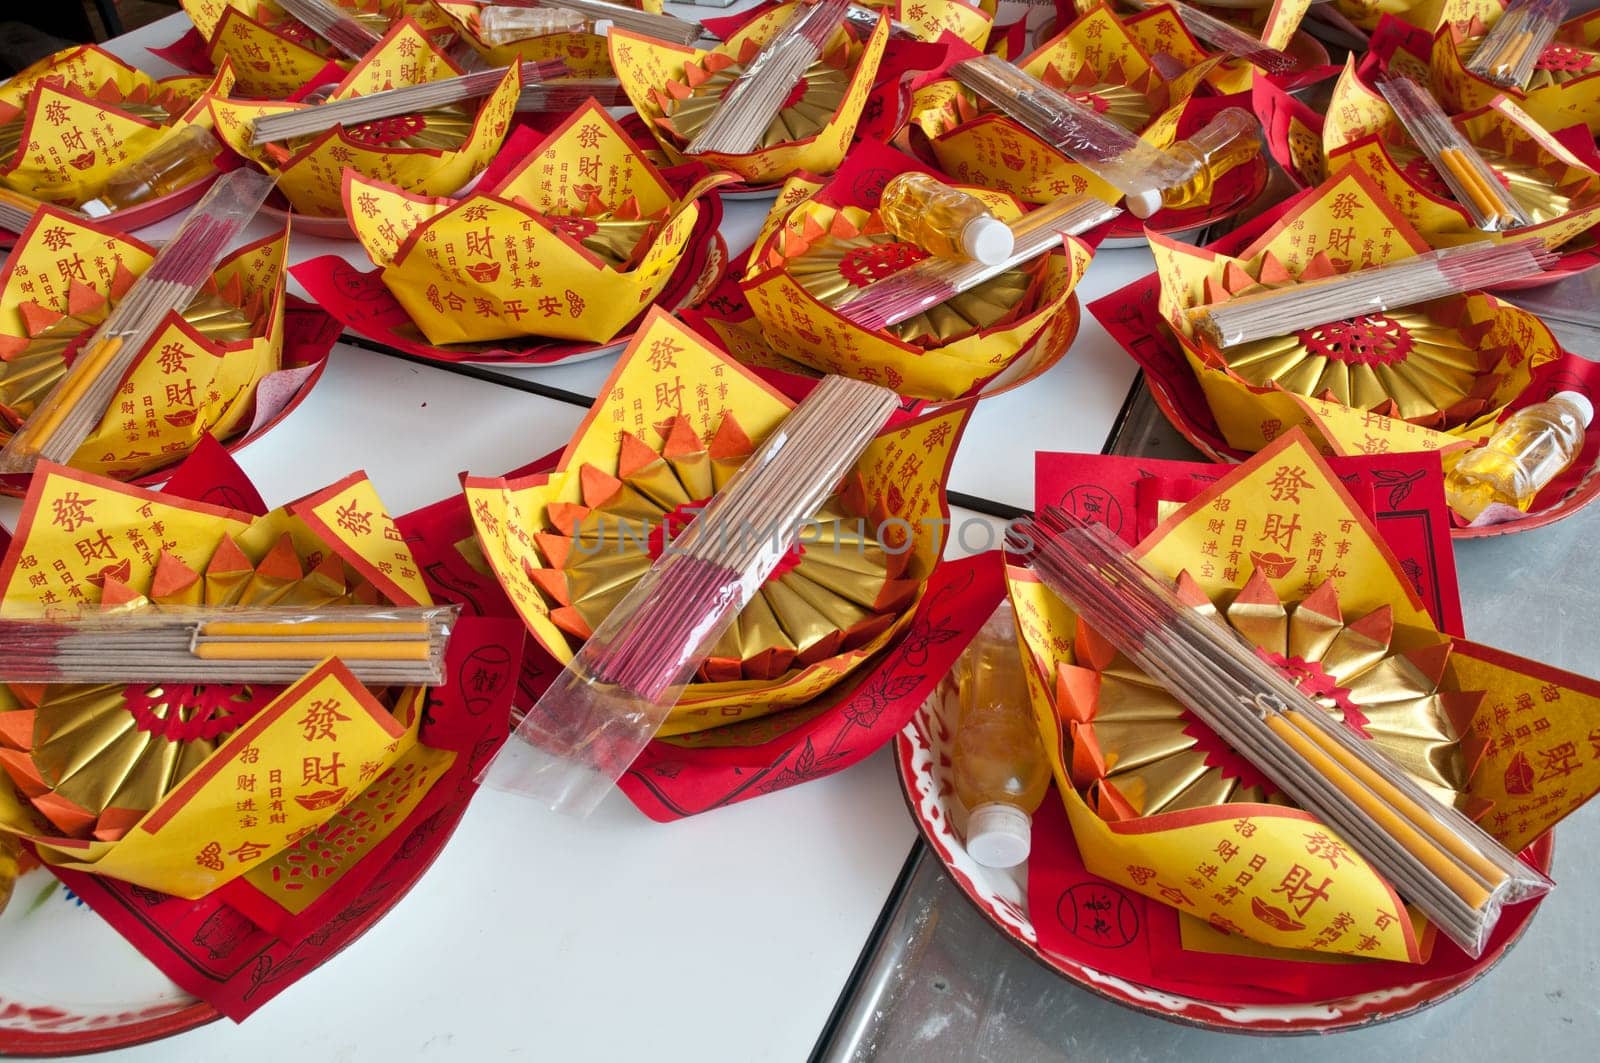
<box><xmin>1020</xmin><ymin>507</ymin><xmax>1552</xmax><ymax>957</ymax></box>
<box><xmin>275</xmin><ymin>0</ymin><xmax>386</xmax><ymax>59</ymax></box>
<box><xmin>836</xmin><ymin>194</ymin><xmax>1118</xmax><ymax>331</ymax></box>
<box><xmin>1187</xmin><ymin>239</ymin><xmax>1557</xmax><ymax>348</ymax></box>
<box><xmin>686</xmin><ymin>0</ymin><xmax>852</xmax><ymax>156</ymax></box>
<box><xmin>480</xmin><ymin>374</ymin><xmax>900</xmax><ymax>815</ymax></box>
<box><xmin>250</xmin><ymin>59</ymin><xmax>567</xmax><ymax>145</ymax></box>
<box><xmin>0</xmin><ymin>605</ymin><xmax>458</xmax><ymax>686</ymax></box>
<box><xmin>1466</xmin><ymin>0</ymin><xmax>1567</xmax><ymax>90</ymax></box>
<box><xmin>949</xmin><ymin>56</ymin><xmax>1260</xmax><ymax>219</ymax></box>
<box><xmin>845</xmin><ymin>2</ymin><xmax>916</xmax><ymax>38</ymax></box>
<box><xmin>0</xmin><ymin>169</ymin><xmax>276</xmax><ymax>476</ymax></box>
<box><xmin>480</xmin><ymin>1</ymin><xmax>704</xmax><ymax>46</ymax></box>
<box><xmin>0</xmin><ymin>188</ymin><xmax>45</xmax><ymax>233</ymax></box>
<box><xmin>1122</xmin><ymin>0</ymin><xmax>1298</xmax><ymax>73</ymax></box>
<box><xmin>1379</xmin><ymin>77</ymin><xmax>1531</xmax><ymax>232</ymax></box>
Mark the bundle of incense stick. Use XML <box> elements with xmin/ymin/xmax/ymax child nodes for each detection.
<box><xmin>0</xmin><ymin>169</ymin><xmax>276</xmax><ymax>476</ymax></box>
<box><xmin>950</xmin><ymin>55</ymin><xmax>1193</xmax><ymax>219</ymax></box>
<box><xmin>1467</xmin><ymin>0</ymin><xmax>1567</xmax><ymax>89</ymax></box>
<box><xmin>686</xmin><ymin>0</ymin><xmax>852</xmax><ymax>156</ymax></box>
<box><xmin>275</xmin><ymin>0</ymin><xmax>384</xmax><ymax>60</ymax></box>
<box><xmin>1379</xmin><ymin>76</ymin><xmax>1530</xmax><ymax>231</ymax></box>
<box><xmin>250</xmin><ymin>59</ymin><xmax>569</xmax><ymax>144</ymax></box>
<box><xmin>479</xmin><ymin>1</ymin><xmax>704</xmax><ymax>46</ymax></box>
<box><xmin>480</xmin><ymin>374</ymin><xmax>900</xmax><ymax>815</ymax></box>
<box><xmin>0</xmin><ymin>188</ymin><xmax>49</xmax><ymax>233</ymax></box>
<box><xmin>1123</xmin><ymin>0</ymin><xmax>1298</xmax><ymax>73</ymax></box>
<box><xmin>0</xmin><ymin>605</ymin><xmax>458</xmax><ymax>685</ymax></box>
<box><xmin>1187</xmin><ymin>238</ymin><xmax>1557</xmax><ymax>348</ymax></box>
<box><xmin>517</xmin><ymin>77</ymin><xmax>631</xmax><ymax>111</ymax></box>
<box><xmin>835</xmin><ymin>194</ymin><xmax>1121</xmax><ymax>331</ymax></box>
<box><xmin>1020</xmin><ymin>508</ymin><xmax>1551</xmax><ymax>957</ymax></box>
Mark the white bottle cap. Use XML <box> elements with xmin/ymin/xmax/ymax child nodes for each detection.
<box><xmin>80</xmin><ymin>198</ymin><xmax>112</xmax><ymax>218</ymax></box>
<box><xmin>966</xmin><ymin>801</ymin><xmax>1032</xmax><ymax>868</ymax></box>
<box><xmin>960</xmin><ymin>215</ymin><xmax>1014</xmax><ymax>265</ymax></box>
<box><xmin>1124</xmin><ymin>186</ymin><xmax>1165</xmax><ymax>220</ymax></box>
<box><xmin>1552</xmin><ymin>390</ymin><xmax>1594</xmax><ymax>428</ymax></box>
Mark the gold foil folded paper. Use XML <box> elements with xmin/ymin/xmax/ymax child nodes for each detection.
<box><xmin>345</xmin><ymin>100</ymin><xmax>730</xmax><ymax>345</ymax></box>
<box><xmin>1149</xmin><ymin>166</ymin><xmax>1558</xmax><ymax>456</ymax></box>
<box><xmin>0</xmin><ymin>208</ymin><xmax>290</xmax><ymax>482</ymax></box>
<box><xmin>432</xmin><ymin>0</ymin><xmax>664</xmax><ymax>79</ymax></box>
<box><xmin>1320</xmin><ymin>57</ymin><xmax>1600</xmax><ymax>253</ymax></box>
<box><xmin>610</xmin><ymin>1</ymin><xmax>890</xmax><ymax>185</ymax></box>
<box><xmin>0</xmin><ymin>45</ymin><xmax>232</xmax><ymax>208</ymax></box>
<box><xmin>1433</xmin><ymin>3</ymin><xmax>1600</xmax><ymax>137</ymax></box>
<box><xmin>736</xmin><ymin>172</ymin><xmax>1093</xmax><ymax>400</ymax></box>
<box><xmin>209</xmin><ymin>17</ymin><xmax>519</xmax><ymax>219</ymax></box>
<box><xmin>907</xmin><ymin>3</ymin><xmax>1238</xmax><ymax>207</ymax></box>
<box><xmin>0</xmin><ymin>463</ymin><xmax>443</xmax><ymax>898</ymax></box>
<box><xmin>464</xmin><ymin>309</ymin><xmax>971</xmax><ymax>736</ymax></box>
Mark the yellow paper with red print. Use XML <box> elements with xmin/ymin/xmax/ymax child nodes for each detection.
<box><xmin>196</xmin><ymin>3</ymin><xmax>342</xmax><ymax>99</ymax></box>
<box><xmin>1331</xmin><ymin>0</ymin><xmax>1447</xmax><ymax>31</ymax></box>
<box><xmin>609</xmin><ymin>7</ymin><xmax>890</xmax><ymax>185</ymax></box>
<box><xmin>292</xmin><ymin>472</ymin><xmax>432</xmax><ymax>607</ymax></box>
<box><xmin>464</xmin><ymin>309</ymin><xmax>965</xmax><ymax>734</ymax></box>
<box><xmin>1433</xmin><ymin>9</ymin><xmax>1600</xmax><ymax>136</ymax></box>
<box><xmin>210</xmin><ymin>19</ymin><xmax>518</xmax><ymax>218</ymax></box>
<box><xmin>11</xmin><ymin>661</ymin><xmax>416</xmax><ymax>899</ymax></box>
<box><xmin>431</xmin><ymin>0</ymin><xmax>639</xmax><ymax>78</ymax></box>
<box><xmin>1323</xmin><ymin>64</ymin><xmax>1600</xmax><ymax>252</ymax></box>
<box><xmin>739</xmin><ymin>187</ymin><xmax>1092</xmax><ymax>400</ymax></box>
<box><xmin>0</xmin><ymin>47</ymin><xmax>232</xmax><ymax>207</ymax></box>
<box><xmin>882</xmin><ymin>0</ymin><xmax>994</xmax><ymax>49</ymax></box>
<box><xmin>346</xmin><ymin>101</ymin><xmax>729</xmax><ymax>345</ymax></box>
<box><xmin>1289</xmin><ymin>396</ymin><xmax>1478</xmax><ymax>459</ymax></box>
<box><xmin>0</xmin><ymin>464</ymin><xmax>254</xmax><ymax>616</ymax></box>
<box><xmin>908</xmin><ymin>5</ymin><xmax>1199</xmax><ymax>205</ymax></box>
<box><xmin>1119</xmin><ymin>3</ymin><xmax>1305</xmax><ymax>98</ymax></box>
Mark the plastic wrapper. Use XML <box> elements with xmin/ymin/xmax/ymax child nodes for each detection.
<box><xmin>433</xmin><ymin>0</ymin><xmax>671</xmax><ymax>78</ymax></box>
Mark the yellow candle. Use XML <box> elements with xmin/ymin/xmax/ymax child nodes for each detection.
<box><xmin>193</xmin><ymin>640</ymin><xmax>433</xmax><ymax>661</ymax></box>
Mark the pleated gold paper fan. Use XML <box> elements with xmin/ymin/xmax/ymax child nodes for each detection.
<box><xmin>0</xmin><ymin>531</ymin><xmax>385</xmax><ymax>842</ymax></box>
<box><xmin>784</xmin><ymin>231</ymin><xmax>1035</xmax><ymax>346</ymax></box>
<box><xmin>531</xmin><ymin>203</ymin><xmax>663</xmax><ymax>270</ymax></box>
<box><xmin>0</xmin><ymin>284</ymin><xmax>254</xmax><ymax>435</ymax></box>
<box><xmin>1197</xmin><ymin>254</ymin><xmax>1509</xmax><ymax>427</ymax></box>
<box><xmin>528</xmin><ymin>413</ymin><xmax>918</xmax><ymax>684</ymax></box>
<box><xmin>1062</xmin><ymin>574</ymin><xmax>1482</xmax><ymax>821</ymax></box>
<box><xmin>1037</xmin><ymin>58</ymin><xmax>1165</xmax><ymax>131</ymax></box>
<box><xmin>1390</xmin><ymin>142</ymin><xmax>1581</xmax><ymax>227</ymax></box>
<box><xmin>656</xmin><ymin>41</ymin><xmax>851</xmax><ymax>150</ymax></box>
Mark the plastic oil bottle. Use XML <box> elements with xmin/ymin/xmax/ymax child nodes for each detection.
<box><xmin>478</xmin><ymin>5</ymin><xmax>592</xmax><ymax>44</ymax></box>
<box><xmin>1133</xmin><ymin>107</ymin><xmax>1262</xmax><ymax>218</ymax></box>
<box><xmin>953</xmin><ymin>610</ymin><xmax>1049</xmax><ymax>868</ymax></box>
<box><xmin>1446</xmin><ymin>391</ymin><xmax>1594</xmax><ymax>521</ymax></box>
<box><xmin>878</xmin><ymin>172</ymin><xmax>1015</xmax><ymax>265</ymax></box>
<box><xmin>82</xmin><ymin>126</ymin><xmax>222</xmax><ymax>216</ymax></box>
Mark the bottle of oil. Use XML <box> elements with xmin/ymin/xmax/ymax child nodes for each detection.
<box><xmin>81</xmin><ymin>126</ymin><xmax>221</xmax><ymax>216</ymax></box>
<box><xmin>1445</xmin><ymin>391</ymin><xmax>1594</xmax><ymax>521</ymax></box>
<box><xmin>878</xmin><ymin>172</ymin><xmax>1015</xmax><ymax>265</ymax></box>
<box><xmin>1140</xmin><ymin>107</ymin><xmax>1262</xmax><ymax>218</ymax></box>
<box><xmin>478</xmin><ymin>5</ymin><xmax>593</xmax><ymax>45</ymax></box>
<box><xmin>952</xmin><ymin>610</ymin><xmax>1049</xmax><ymax>868</ymax></box>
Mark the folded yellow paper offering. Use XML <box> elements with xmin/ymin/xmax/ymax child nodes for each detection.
<box><xmin>345</xmin><ymin>100</ymin><xmax>729</xmax><ymax>345</ymax></box>
<box><xmin>0</xmin><ymin>209</ymin><xmax>290</xmax><ymax>482</ymax></box>
<box><xmin>209</xmin><ymin>17</ymin><xmax>518</xmax><ymax>219</ymax></box>
<box><xmin>0</xmin><ymin>45</ymin><xmax>232</xmax><ymax>208</ymax></box>
<box><xmin>465</xmin><ymin>309</ymin><xmax>969</xmax><ymax>736</ymax></box>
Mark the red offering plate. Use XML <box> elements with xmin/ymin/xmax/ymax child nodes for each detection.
<box><xmin>894</xmin><ymin>659</ymin><xmax>1555</xmax><ymax>1033</ymax></box>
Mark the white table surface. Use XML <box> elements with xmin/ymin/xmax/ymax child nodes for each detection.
<box><xmin>0</xmin><ymin>9</ymin><xmax>1112</xmax><ymax>1059</ymax></box>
